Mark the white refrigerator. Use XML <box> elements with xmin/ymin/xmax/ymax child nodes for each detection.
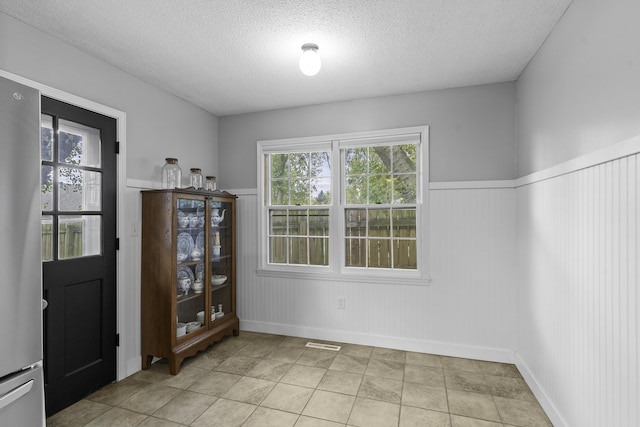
<box><xmin>0</xmin><ymin>75</ymin><xmax>46</xmax><ymax>426</ymax></box>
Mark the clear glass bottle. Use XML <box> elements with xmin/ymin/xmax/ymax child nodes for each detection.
<box><xmin>161</xmin><ymin>157</ymin><xmax>182</xmax><ymax>189</ymax></box>
<box><xmin>189</xmin><ymin>168</ymin><xmax>203</xmax><ymax>189</ymax></box>
<box><xmin>205</xmin><ymin>176</ymin><xmax>217</xmax><ymax>191</ymax></box>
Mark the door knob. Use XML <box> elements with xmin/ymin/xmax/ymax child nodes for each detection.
<box><xmin>41</xmin><ymin>299</ymin><xmax>48</xmax><ymax>310</ymax></box>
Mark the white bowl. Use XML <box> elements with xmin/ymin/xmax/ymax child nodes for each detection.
<box><xmin>211</xmin><ymin>275</ymin><xmax>227</xmax><ymax>286</ymax></box>
<box><xmin>186</xmin><ymin>321</ymin><xmax>201</xmax><ymax>333</ymax></box>
<box><xmin>176</xmin><ymin>322</ymin><xmax>186</xmax><ymax>337</ymax></box>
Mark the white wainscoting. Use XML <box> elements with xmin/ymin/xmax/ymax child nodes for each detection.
<box><xmin>516</xmin><ymin>153</ymin><xmax>639</xmax><ymax>427</ymax></box>
<box><xmin>120</xmin><ymin>186</ymin><xmax>144</xmax><ymax>377</ymax></box>
<box><xmin>236</xmin><ymin>185</ymin><xmax>517</xmax><ymax>362</ymax></box>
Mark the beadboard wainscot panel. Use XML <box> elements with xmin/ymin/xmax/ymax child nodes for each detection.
<box><xmin>123</xmin><ymin>180</ymin><xmax>153</xmax><ymax>376</ymax></box>
<box><xmin>516</xmin><ymin>145</ymin><xmax>639</xmax><ymax>427</ymax></box>
<box><xmin>121</xmin><ymin>185</ymin><xmax>144</xmax><ymax>376</ymax></box>
<box><xmin>234</xmin><ymin>184</ymin><xmax>517</xmax><ymax>362</ymax></box>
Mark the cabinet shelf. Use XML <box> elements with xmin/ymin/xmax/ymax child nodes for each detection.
<box><xmin>211</xmin><ymin>283</ymin><xmax>231</xmax><ymax>293</ymax></box>
<box><xmin>141</xmin><ymin>189</ymin><xmax>238</xmax><ymax>375</ymax></box>
<box><xmin>177</xmin><ymin>260</ymin><xmax>205</xmax><ymax>266</ymax></box>
<box><xmin>176</xmin><ymin>291</ymin><xmax>205</xmax><ymax>303</ymax></box>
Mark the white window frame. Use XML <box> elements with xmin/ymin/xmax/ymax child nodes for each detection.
<box><xmin>257</xmin><ymin>126</ymin><xmax>430</xmax><ymax>285</ymax></box>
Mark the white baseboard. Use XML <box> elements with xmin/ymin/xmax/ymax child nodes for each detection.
<box><xmin>240</xmin><ymin>319</ymin><xmax>515</xmax><ymax>363</ymax></box>
<box><xmin>514</xmin><ymin>352</ymin><xmax>567</xmax><ymax>427</ymax></box>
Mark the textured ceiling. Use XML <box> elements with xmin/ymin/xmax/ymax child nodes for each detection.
<box><xmin>0</xmin><ymin>0</ymin><xmax>572</xmax><ymax>116</ymax></box>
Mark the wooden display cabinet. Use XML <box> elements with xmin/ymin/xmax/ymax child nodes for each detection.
<box><xmin>140</xmin><ymin>189</ymin><xmax>238</xmax><ymax>374</ymax></box>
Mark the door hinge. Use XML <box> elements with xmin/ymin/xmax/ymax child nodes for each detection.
<box><xmin>115</xmin><ymin>141</ymin><xmax>120</xmax><ymax>154</ymax></box>
<box><xmin>115</xmin><ymin>333</ymin><xmax>120</xmax><ymax>347</ymax></box>
<box><xmin>115</xmin><ymin>238</ymin><xmax>120</xmax><ymax>250</ymax></box>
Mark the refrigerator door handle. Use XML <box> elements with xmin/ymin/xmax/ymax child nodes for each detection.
<box><xmin>41</xmin><ymin>299</ymin><xmax>48</xmax><ymax>310</ymax></box>
<box><xmin>0</xmin><ymin>379</ymin><xmax>34</xmax><ymax>411</ymax></box>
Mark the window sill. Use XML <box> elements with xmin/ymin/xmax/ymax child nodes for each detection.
<box><xmin>256</xmin><ymin>267</ymin><xmax>432</xmax><ymax>286</ymax></box>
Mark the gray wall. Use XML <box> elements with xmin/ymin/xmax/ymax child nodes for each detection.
<box><xmin>0</xmin><ymin>12</ymin><xmax>219</xmax><ymax>182</ymax></box>
<box><xmin>219</xmin><ymin>82</ymin><xmax>516</xmax><ymax>188</ymax></box>
<box><xmin>516</xmin><ymin>0</ymin><xmax>640</xmax><ymax>177</ymax></box>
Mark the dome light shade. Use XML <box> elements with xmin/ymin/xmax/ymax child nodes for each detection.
<box><xmin>299</xmin><ymin>43</ymin><xmax>321</xmax><ymax>76</ymax></box>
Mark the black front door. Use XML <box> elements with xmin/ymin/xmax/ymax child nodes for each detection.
<box><xmin>40</xmin><ymin>96</ymin><xmax>117</xmax><ymax>416</ymax></box>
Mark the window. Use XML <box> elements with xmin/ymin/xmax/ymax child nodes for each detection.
<box><xmin>258</xmin><ymin>126</ymin><xmax>429</xmax><ymax>283</ymax></box>
<box><xmin>267</xmin><ymin>150</ymin><xmax>331</xmax><ymax>266</ymax></box>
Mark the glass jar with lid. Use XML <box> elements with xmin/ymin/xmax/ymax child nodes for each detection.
<box><xmin>161</xmin><ymin>158</ymin><xmax>182</xmax><ymax>189</ymax></box>
<box><xmin>189</xmin><ymin>168</ymin><xmax>203</xmax><ymax>189</ymax></box>
<box><xmin>205</xmin><ymin>176</ymin><xmax>217</xmax><ymax>191</ymax></box>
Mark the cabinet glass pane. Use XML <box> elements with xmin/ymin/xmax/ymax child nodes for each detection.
<box><xmin>210</xmin><ymin>198</ymin><xmax>232</xmax><ymax>323</ymax></box>
<box><xmin>176</xmin><ymin>197</ymin><xmax>206</xmax><ymax>338</ymax></box>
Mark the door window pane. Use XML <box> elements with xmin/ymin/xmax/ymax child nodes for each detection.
<box><xmin>58</xmin><ymin>168</ymin><xmax>102</xmax><ymax>211</ymax></box>
<box><xmin>41</xmin><ymin>114</ymin><xmax>53</xmax><ymax>161</ymax></box>
<box><xmin>58</xmin><ymin>215</ymin><xmax>101</xmax><ymax>259</ymax></box>
<box><xmin>58</xmin><ymin>119</ymin><xmax>101</xmax><ymax>167</ymax></box>
<box><xmin>42</xmin><ymin>215</ymin><xmax>53</xmax><ymax>261</ymax></box>
<box><xmin>41</xmin><ymin>165</ymin><xmax>53</xmax><ymax>211</ymax></box>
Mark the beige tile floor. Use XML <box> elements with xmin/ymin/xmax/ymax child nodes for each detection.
<box><xmin>46</xmin><ymin>331</ymin><xmax>553</xmax><ymax>426</ymax></box>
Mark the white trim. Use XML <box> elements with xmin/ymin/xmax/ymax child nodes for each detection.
<box><xmin>515</xmin><ymin>352</ymin><xmax>567</xmax><ymax>427</ymax></box>
<box><xmin>0</xmin><ymin>69</ymin><xmax>124</xmax><ymax>121</ymax></box>
<box><xmin>516</xmin><ymin>133</ymin><xmax>640</xmax><ymax>187</ymax></box>
<box><xmin>126</xmin><ymin>178</ymin><xmax>157</xmax><ymax>189</ymax></box>
<box><xmin>229</xmin><ymin>188</ymin><xmax>258</xmax><ymax>196</ymax></box>
<box><xmin>256</xmin><ymin>126</ymin><xmax>430</xmax><ymax>278</ymax></box>
<box><xmin>1</xmin><ymin>69</ymin><xmax>130</xmax><ymax>381</ymax></box>
<box><xmin>256</xmin><ymin>267</ymin><xmax>432</xmax><ymax>286</ymax></box>
<box><xmin>429</xmin><ymin>180</ymin><xmax>516</xmax><ymax>190</ymax></box>
<box><xmin>241</xmin><ymin>319</ymin><xmax>515</xmax><ymax>363</ymax></box>
<box><xmin>256</xmin><ymin>125</ymin><xmax>429</xmax><ymax>148</ymax></box>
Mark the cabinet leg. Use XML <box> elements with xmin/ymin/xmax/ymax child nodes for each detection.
<box><xmin>169</xmin><ymin>357</ymin><xmax>182</xmax><ymax>375</ymax></box>
<box><xmin>142</xmin><ymin>355</ymin><xmax>153</xmax><ymax>370</ymax></box>
<box><xmin>232</xmin><ymin>319</ymin><xmax>240</xmax><ymax>336</ymax></box>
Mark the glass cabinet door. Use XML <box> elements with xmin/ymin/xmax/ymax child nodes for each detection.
<box><xmin>175</xmin><ymin>197</ymin><xmax>207</xmax><ymax>339</ymax></box>
<box><xmin>209</xmin><ymin>198</ymin><xmax>233</xmax><ymax>324</ymax></box>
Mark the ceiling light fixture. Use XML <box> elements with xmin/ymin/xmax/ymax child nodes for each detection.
<box><xmin>299</xmin><ymin>43</ymin><xmax>321</xmax><ymax>76</ymax></box>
